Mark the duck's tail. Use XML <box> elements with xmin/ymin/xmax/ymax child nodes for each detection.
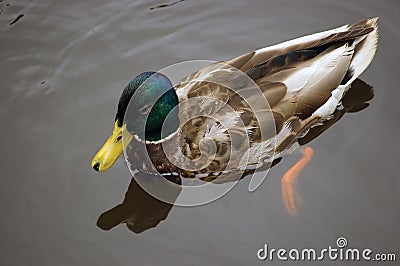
<box><xmin>343</xmin><ymin>18</ymin><xmax>379</xmax><ymax>86</ymax></box>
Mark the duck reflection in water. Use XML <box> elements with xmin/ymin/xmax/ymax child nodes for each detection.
<box><xmin>97</xmin><ymin>172</ymin><xmax>181</xmax><ymax>234</ymax></box>
<box><xmin>97</xmin><ymin>79</ymin><xmax>374</xmax><ymax>234</ymax></box>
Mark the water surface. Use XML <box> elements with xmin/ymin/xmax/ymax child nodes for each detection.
<box><xmin>1</xmin><ymin>0</ymin><xmax>399</xmax><ymax>265</ymax></box>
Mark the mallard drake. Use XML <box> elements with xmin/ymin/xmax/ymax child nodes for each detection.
<box><xmin>96</xmin><ymin>79</ymin><xmax>374</xmax><ymax>234</ymax></box>
<box><xmin>92</xmin><ymin>18</ymin><xmax>378</xmax><ymax>197</ymax></box>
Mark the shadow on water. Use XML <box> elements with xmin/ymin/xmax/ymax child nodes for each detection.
<box><xmin>97</xmin><ymin>78</ymin><xmax>374</xmax><ymax>234</ymax></box>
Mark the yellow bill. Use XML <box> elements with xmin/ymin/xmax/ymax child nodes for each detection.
<box><xmin>92</xmin><ymin>121</ymin><xmax>125</xmax><ymax>172</ymax></box>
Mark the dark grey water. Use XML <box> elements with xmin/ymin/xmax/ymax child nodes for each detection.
<box><xmin>1</xmin><ymin>0</ymin><xmax>399</xmax><ymax>265</ymax></box>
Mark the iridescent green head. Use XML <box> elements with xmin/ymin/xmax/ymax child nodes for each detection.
<box><xmin>116</xmin><ymin>71</ymin><xmax>179</xmax><ymax>141</ymax></box>
<box><xmin>92</xmin><ymin>71</ymin><xmax>179</xmax><ymax>172</ymax></box>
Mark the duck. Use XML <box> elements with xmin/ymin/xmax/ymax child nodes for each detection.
<box><xmin>92</xmin><ymin>18</ymin><xmax>378</xmax><ymax>213</ymax></box>
<box><xmin>96</xmin><ymin>79</ymin><xmax>374</xmax><ymax>234</ymax></box>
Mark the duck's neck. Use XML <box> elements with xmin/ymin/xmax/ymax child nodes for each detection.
<box><xmin>144</xmin><ymin>120</ymin><xmax>179</xmax><ymax>142</ymax></box>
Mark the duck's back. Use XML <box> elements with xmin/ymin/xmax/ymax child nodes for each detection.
<box><xmin>134</xmin><ymin>19</ymin><xmax>378</xmax><ymax>181</ymax></box>
<box><xmin>226</xmin><ymin>18</ymin><xmax>378</xmax><ymax>163</ymax></box>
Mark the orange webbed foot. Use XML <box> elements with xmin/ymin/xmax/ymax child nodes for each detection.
<box><xmin>281</xmin><ymin>147</ymin><xmax>314</xmax><ymax>216</ymax></box>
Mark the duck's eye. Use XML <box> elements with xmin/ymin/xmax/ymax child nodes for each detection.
<box><xmin>139</xmin><ymin>104</ymin><xmax>152</xmax><ymax>114</ymax></box>
<box><xmin>116</xmin><ymin>135</ymin><xmax>122</xmax><ymax>142</ymax></box>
